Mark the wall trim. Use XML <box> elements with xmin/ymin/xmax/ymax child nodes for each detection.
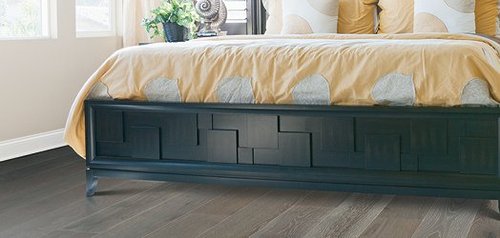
<box><xmin>0</xmin><ymin>129</ymin><xmax>66</xmax><ymax>162</ymax></box>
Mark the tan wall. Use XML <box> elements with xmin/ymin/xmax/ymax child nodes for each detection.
<box><xmin>0</xmin><ymin>0</ymin><xmax>122</xmax><ymax>141</ymax></box>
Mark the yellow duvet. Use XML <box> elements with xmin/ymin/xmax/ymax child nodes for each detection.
<box><xmin>65</xmin><ymin>33</ymin><xmax>500</xmax><ymax>157</ymax></box>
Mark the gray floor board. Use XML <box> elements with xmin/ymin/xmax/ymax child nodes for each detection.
<box><xmin>359</xmin><ymin>196</ymin><xmax>435</xmax><ymax>238</ymax></box>
<box><xmin>0</xmin><ymin>146</ymin><xmax>72</xmax><ymax>175</ymax></box>
<box><xmin>0</xmin><ymin>162</ymin><xmax>85</xmax><ymax>213</ymax></box>
<box><xmin>144</xmin><ymin>187</ymin><xmax>269</xmax><ymax>238</ymax></box>
<box><xmin>0</xmin><ymin>147</ymin><xmax>498</xmax><ymax>238</ymax></box>
<box><xmin>467</xmin><ymin>200</ymin><xmax>500</xmax><ymax>238</ymax></box>
<box><xmin>93</xmin><ymin>184</ymin><xmax>230</xmax><ymax>238</ymax></box>
<box><xmin>0</xmin><ymin>180</ymin><xmax>155</xmax><ymax>238</ymax></box>
<box><xmin>197</xmin><ymin>189</ymin><xmax>308</xmax><ymax>238</ymax></box>
<box><xmin>250</xmin><ymin>191</ymin><xmax>350</xmax><ymax>238</ymax></box>
<box><xmin>304</xmin><ymin>193</ymin><xmax>394</xmax><ymax>238</ymax></box>
<box><xmin>41</xmin><ymin>230</ymin><xmax>97</xmax><ymax>238</ymax></box>
<box><xmin>411</xmin><ymin>198</ymin><xmax>482</xmax><ymax>238</ymax></box>
<box><xmin>63</xmin><ymin>182</ymin><xmax>192</xmax><ymax>233</ymax></box>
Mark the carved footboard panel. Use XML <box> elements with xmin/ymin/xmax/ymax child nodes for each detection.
<box><xmin>85</xmin><ymin>100</ymin><xmax>500</xmax><ymax>207</ymax></box>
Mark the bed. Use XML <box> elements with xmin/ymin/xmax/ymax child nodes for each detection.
<box><xmin>65</xmin><ymin>28</ymin><xmax>500</xmax><ymax>212</ymax></box>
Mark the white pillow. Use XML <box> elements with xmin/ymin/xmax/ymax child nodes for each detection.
<box><xmin>414</xmin><ymin>0</ymin><xmax>476</xmax><ymax>33</ymax></box>
<box><xmin>281</xmin><ymin>0</ymin><xmax>340</xmax><ymax>34</ymax></box>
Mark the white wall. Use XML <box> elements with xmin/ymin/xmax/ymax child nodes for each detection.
<box><xmin>0</xmin><ymin>0</ymin><xmax>122</xmax><ymax>142</ymax></box>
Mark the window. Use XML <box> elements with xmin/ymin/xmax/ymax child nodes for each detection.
<box><xmin>76</xmin><ymin>0</ymin><xmax>115</xmax><ymax>37</ymax></box>
<box><xmin>0</xmin><ymin>0</ymin><xmax>50</xmax><ymax>39</ymax></box>
<box><xmin>225</xmin><ymin>0</ymin><xmax>247</xmax><ymax>24</ymax></box>
<box><xmin>221</xmin><ymin>0</ymin><xmax>248</xmax><ymax>35</ymax></box>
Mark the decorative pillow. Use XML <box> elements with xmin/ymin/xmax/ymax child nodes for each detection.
<box><xmin>262</xmin><ymin>0</ymin><xmax>378</xmax><ymax>34</ymax></box>
<box><xmin>281</xmin><ymin>0</ymin><xmax>340</xmax><ymax>34</ymax></box>
<box><xmin>413</xmin><ymin>0</ymin><xmax>476</xmax><ymax>33</ymax></box>
<box><xmin>475</xmin><ymin>0</ymin><xmax>498</xmax><ymax>35</ymax></box>
<box><xmin>497</xmin><ymin>0</ymin><xmax>500</xmax><ymax>36</ymax></box>
<box><xmin>262</xmin><ymin>0</ymin><xmax>283</xmax><ymax>34</ymax></box>
<box><xmin>338</xmin><ymin>0</ymin><xmax>378</xmax><ymax>34</ymax></box>
<box><xmin>377</xmin><ymin>0</ymin><xmax>414</xmax><ymax>34</ymax></box>
<box><xmin>377</xmin><ymin>0</ymin><xmax>499</xmax><ymax>34</ymax></box>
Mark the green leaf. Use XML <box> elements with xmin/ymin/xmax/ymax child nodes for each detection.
<box><xmin>142</xmin><ymin>0</ymin><xmax>199</xmax><ymax>38</ymax></box>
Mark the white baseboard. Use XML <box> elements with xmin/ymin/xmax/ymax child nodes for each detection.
<box><xmin>0</xmin><ymin>129</ymin><xmax>67</xmax><ymax>162</ymax></box>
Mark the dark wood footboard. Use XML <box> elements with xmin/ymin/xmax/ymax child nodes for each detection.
<box><xmin>84</xmin><ymin>100</ymin><xmax>500</xmax><ymax>209</ymax></box>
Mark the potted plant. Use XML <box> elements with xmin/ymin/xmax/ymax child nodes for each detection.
<box><xmin>143</xmin><ymin>0</ymin><xmax>199</xmax><ymax>42</ymax></box>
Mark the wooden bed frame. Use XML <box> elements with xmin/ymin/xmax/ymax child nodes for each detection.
<box><xmin>83</xmin><ymin>1</ymin><xmax>498</xmax><ymax>212</ymax></box>
<box><xmin>85</xmin><ymin>100</ymin><xmax>500</xmax><ymax>212</ymax></box>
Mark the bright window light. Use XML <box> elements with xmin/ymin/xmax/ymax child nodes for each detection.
<box><xmin>226</xmin><ymin>0</ymin><xmax>247</xmax><ymax>24</ymax></box>
<box><xmin>76</xmin><ymin>0</ymin><xmax>115</xmax><ymax>37</ymax></box>
<box><xmin>0</xmin><ymin>0</ymin><xmax>50</xmax><ymax>39</ymax></box>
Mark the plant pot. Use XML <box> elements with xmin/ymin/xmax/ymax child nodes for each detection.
<box><xmin>162</xmin><ymin>23</ymin><xmax>189</xmax><ymax>42</ymax></box>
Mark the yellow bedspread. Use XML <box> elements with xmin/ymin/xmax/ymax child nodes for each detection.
<box><xmin>65</xmin><ymin>33</ymin><xmax>500</xmax><ymax>158</ymax></box>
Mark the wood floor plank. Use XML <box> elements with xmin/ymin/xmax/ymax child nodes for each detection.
<box><xmin>0</xmin><ymin>152</ymin><xmax>80</xmax><ymax>182</ymax></box>
<box><xmin>197</xmin><ymin>189</ymin><xmax>308</xmax><ymax>238</ymax></box>
<box><xmin>250</xmin><ymin>191</ymin><xmax>351</xmax><ymax>238</ymax></box>
<box><xmin>144</xmin><ymin>187</ymin><xmax>269</xmax><ymax>238</ymax></box>
<box><xmin>0</xmin><ymin>157</ymin><xmax>82</xmax><ymax>192</ymax></box>
<box><xmin>304</xmin><ymin>193</ymin><xmax>394</xmax><ymax>238</ymax></box>
<box><xmin>0</xmin><ymin>180</ymin><xmax>157</xmax><ymax>238</ymax></box>
<box><xmin>359</xmin><ymin>196</ymin><xmax>435</xmax><ymax>238</ymax></box>
<box><xmin>0</xmin><ymin>162</ymin><xmax>85</xmax><ymax>213</ymax></box>
<box><xmin>467</xmin><ymin>200</ymin><xmax>500</xmax><ymax>238</ymax></box>
<box><xmin>0</xmin><ymin>146</ymin><xmax>73</xmax><ymax>175</ymax></box>
<box><xmin>146</xmin><ymin>214</ymin><xmax>226</xmax><ymax>238</ymax></box>
<box><xmin>93</xmin><ymin>184</ymin><xmax>229</xmax><ymax>238</ymax></box>
<box><xmin>0</xmin><ymin>178</ymin><xmax>123</xmax><ymax>232</ymax></box>
<box><xmin>64</xmin><ymin>182</ymin><xmax>194</xmax><ymax>233</ymax></box>
<box><xmin>411</xmin><ymin>198</ymin><xmax>481</xmax><ymax>238</ymax></box>
<box><xmin>41</xmin><ymin>230</ymin><xmax>96</xmax><ymax>238</ymax></box>
<box><xmin>1</xmin><ymin>148</ymin><xmax>499</xmax><ymax>238</ymax></box>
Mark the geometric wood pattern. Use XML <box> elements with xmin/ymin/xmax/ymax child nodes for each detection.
<box><xmin>91</xmin><ymin>105</ymin><xmax>500</xmax><ymax>176</ymax></box>
<box><xmin>207</xmin><ymin>130</ymin><xmax>237</xmax><ymax>164</ymax></box>
<box><xmin>365</xmin><ymin>135</ymin><xmax>401</xmax><ymax>171</ymax></box>
<box><xmin>460</xmin><ymin>138</ymin><xmax>497</xmax><ymax>175</ymax></box>
<box><xmin>85</xmin><ymin>101</ymin><xmax>500</xmax><ymax>204</ymax></box>
<box><xmin>95</xmin><ymin>110</ymin><xmax>123</xmax><ymax>143</ymax></box>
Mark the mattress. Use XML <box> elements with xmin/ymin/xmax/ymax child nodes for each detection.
<box><xmin>65</xmin><ymin>33</ymin><xmax>500</xmax><ymax>157</ymax></box>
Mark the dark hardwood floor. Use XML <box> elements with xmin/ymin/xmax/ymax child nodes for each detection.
<box><xmin>0</xmin><ymin>147</ymin><xmax>498</xmax><ymax>238</ymax></box>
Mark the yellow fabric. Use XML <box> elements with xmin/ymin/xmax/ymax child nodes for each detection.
<box><xmin>476</xmin><ymin>0</ymin><xmax>499</xmax><ymax>35</ymax></box>
<box><xmin>378</xmin><ymin>0</ymin><xmax>500</xmax><ymax>35</ymax></box>
<box><xmin>339</xmin><ymin>0</ymin><xmax>378</xmax><ymax>34</ymax></box>
<box><xmin>377</xmin><ymin>0</ymin><xmax>414</xmax><ymax>33</ymax></box>
<box><xmin>65</xmin><ymin>33</ymin><xmax>500</xmax><ymax>158</ymax></box>
<box><xmin>264</xmin><ymin>0</ymin><xmax>377</xmax><ymax>34</ymax></box>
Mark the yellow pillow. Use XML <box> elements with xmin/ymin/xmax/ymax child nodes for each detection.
<box><xmin>338</xmin><ymin>0</ymin><xmax>378</xmax><ymax>34</ymax></box>
<box><xmin>263</xmin><ymin>0</ymin><xmax>378</xmax><ymax>34</ymax></box>
<box><xmin>377</xmin><ymin>0</ymin><xmax>414</xmax><ymax>34</ymax></box>
<box><xmin>377</xmin><ymin>0</ymin><xmax>500</xmax><ymax>35</ymax></box>
<box><xmin>475</xmin><ymin>0</ymin><xmax>498</xmax><ymax>35</ymax></box>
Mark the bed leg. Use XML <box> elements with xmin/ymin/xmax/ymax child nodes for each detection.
<box><xmin>497</xmin><ymin>200</ymin><xmax>500</xmax><ymax>213</ymax></box>
<box><xmin>86</xmin><ymin>168</ymin><xmax>98</xmax><ymax>197</ymax></box>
